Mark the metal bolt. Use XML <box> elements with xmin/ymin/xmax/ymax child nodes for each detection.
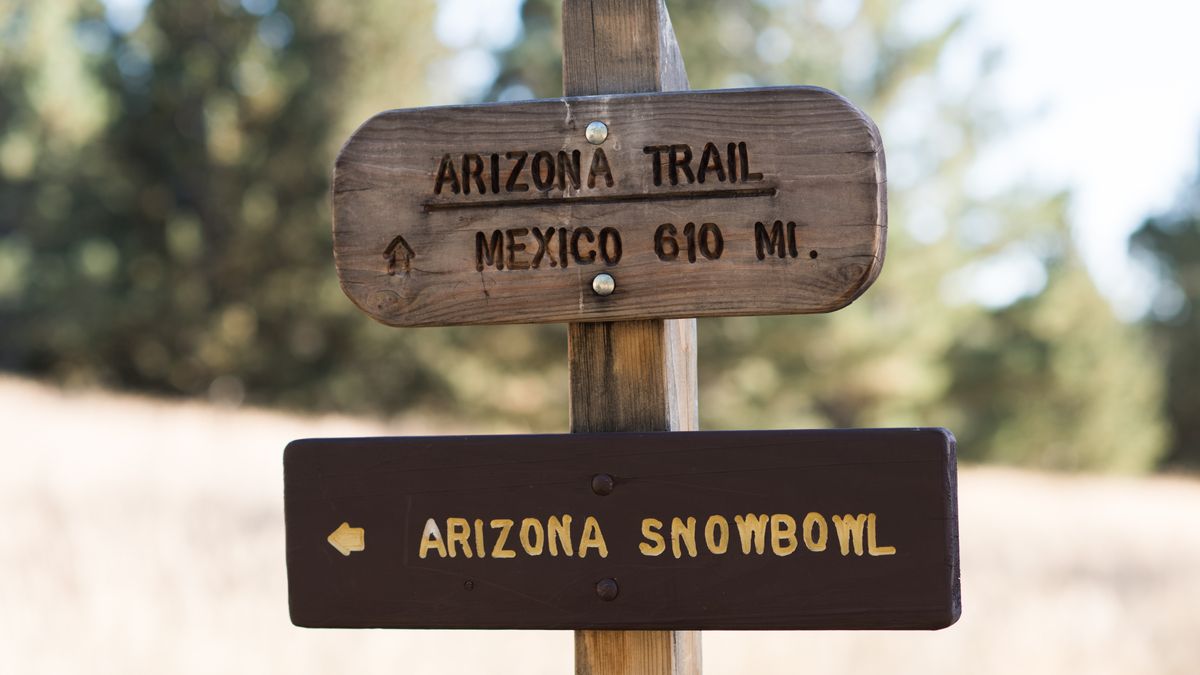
<box><xmin>585</xmin><ymin>120</ymin><xmax>609</xmax><ymax>145</ymax></box>
<box><xmin>464</xmin><ymin>579</ymin><xmax>475</xmax><ymax>591</ymax></box>
<box><xmin>595</xmin><ymin>578</ymin><xmax>619</xmax><ymax>601</ymax></box>
<box><xmin>591</xmin><ymin>473</ymin><xmax>615</xmax><ymax>496</ymax></box>
<box><xmin>592</xmin><ymin>273</ymin><xmax>615</xmax><ymax>296</ymax></box>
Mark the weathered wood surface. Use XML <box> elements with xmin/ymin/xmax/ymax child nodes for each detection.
<box><xmin>331</xmin><ymin>87</ymin><xmax>887</xmax><ymax>327</ymax></box>
<box><xmin>568</xmin><ymin>319</ymin><xmax>697</xmax><ymax>433</ymax></box>
<box><xmin>284</xmin><ymin>429</ymin><xmax>961</xmax><ymax>630</ymax></box>
<box><xmin>576</xmin><ymin>631</ymin><xmax>700</xmax><ymax>675</ymax></box>
<box><xmin>562</xmin><ymin>0</ymin><xmax>688</xmax><ymax>96</ymax></box>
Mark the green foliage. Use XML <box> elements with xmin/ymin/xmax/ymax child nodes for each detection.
<box><xmin>0</xmin><ymin>0</ymin><xmax>488</xmax><ymax>420</ymax></box>
<box><xmin>943</xmin><ymin>257</ymin><xmax>1165</xmax><ymax>471</ymax></box>
<box><xmin>1132</xmin><ymin>155</ymin><xmax>1200</xmax><ymax>467</ymax></box>
<box><xmin>0</xmin><ymin>0</ymin><xmax>1169</xmax><ymax>468</ymax></box>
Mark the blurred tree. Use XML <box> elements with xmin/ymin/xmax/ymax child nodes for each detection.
<box><xmin>1131</xmin><ymin>152</ymin><xmax>1200</xmax><ymax>468</ymax></box>
<box><xmin>943</xmin><ymin>252</ymin><xmax>1165</xmax><ymax>471</ymax></box>
<box><xmin>0</xmin><ymin>0</ymin><xmax>501</xmax><ymax>422</ymax></box>
<box><xmin>488</xmin><ymin>0</ymin><xmax>1165</xmax><ymax>470</ymax></box>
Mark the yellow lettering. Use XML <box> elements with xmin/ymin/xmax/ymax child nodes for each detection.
<box><xmin>418</xmin><ymin>517</ymin><xmax>447</xmax><ymax>559</ymax></box>
<box><xmin>639</xmin><ymin>518</ymin><xmax>665</xmax><ymax>556</ymax></box>
<box><xmin>446</xmin><ymin>517</ymin><xmax>473</xmax><ymax>558</ymax></box>
<box><xmin>519</xmin><ymin>517</ymin><xmax>545</xmax><ymax>555</ymax></box>
<box><xmin>578</xmin><ymin>516</ymin><xmax>609</xmax><ymax>558</ymax></box>
<box><xmin>770</xmin><ymin>514</ymin><xmax>798</xmax><ymax>556</ymax></box>
<box><xmin>671</xmin><ymin>516</ymin><xmax>698</xmax><ymax>559</ymax></box>
<box><xmin>802</xmin><ymin>512</ymin><xmax>828</xmax><ymax>552</ymax></box>
<box><xmin>734</xmin><ymin>514</ymin><xmax>769</xmax><ymax>554</ymax></box>
<box><xmin>474</xmin><ymin>518</ymin><xmax>486</xmax><ymax>558</ymax></box>
<box><xmin>704</xmin><ymin>515</ymin><xmax>729</xmax><ymax>554</ymax></box>
<box><xmin>832</xmin><ymin>514</ymin><xmax>868</xmax><ymax>556</ymax></box>
<box><xmin>867</xmin><ymin>513</ymin><xmax>897</xmax><ymax>556</ymax></box>
<box><xmin>489</xmin><ymin>519</ymin><xmax>516</xmax><ymax>558</ymax></box>
<box><xmin>547</xmin><ymin>515</ymin><xmax>574</xmax><ymax>557</ymax></box>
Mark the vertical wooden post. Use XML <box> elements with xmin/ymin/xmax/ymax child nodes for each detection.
<box><xmin>563</xmin><ymin>1</ymin><xmax>701</xmax><ymax>674</ymax></box>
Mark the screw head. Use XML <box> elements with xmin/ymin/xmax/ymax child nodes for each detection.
<box><xmin>592</xmin><ymin>273</ymin><xmax>615</xmax><ymax>296</ymax></box>
<box><xmin>585</xmin><ymin>120</ymin><xmax>609</xmax><ymax>145</ymax></box>
<box><xmin>595</xmin><ymin>578</ymin><xmax>619</xmax><ymax>601</ymax></box>
<box><xmin>591</xmin><ymin>473</ymin><xmax>615</xmax><ymax>496</ymax></box>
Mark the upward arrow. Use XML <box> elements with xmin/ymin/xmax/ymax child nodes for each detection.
<box><xmin>327</xmin><ymin>522</ymin><xmax>365</xmax><ymax>556</ymax></box>
<box><xmin>384</xmin><ymin>235</ymin><xmax>415</xmax><ymax>276</ymax></box>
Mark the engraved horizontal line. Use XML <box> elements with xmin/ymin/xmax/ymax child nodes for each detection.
<box><xmin>421</xmin><ymin>186</ymin><xmax>778</xmax><ymax>212</ymax></box>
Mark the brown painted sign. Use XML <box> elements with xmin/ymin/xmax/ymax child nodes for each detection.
<box><xmin>333</xmin><ymin>86</ymin><xmax>886</xmax><ymax>327</ymax></box>
<box><xmin>284</xmin><ymin>428</ymin><xmax>959</xmax><ymax>630</ymax></box>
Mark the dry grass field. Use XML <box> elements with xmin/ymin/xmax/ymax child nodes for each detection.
<box><xmin>2</xmin><ymin>374</ymin><xmax>1198</xmax><ymax>674</ymax></box>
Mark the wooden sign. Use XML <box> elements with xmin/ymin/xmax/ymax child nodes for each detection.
<box><xmin>333</xmin><ymin>87</ymin><xmax>886</xmax><ymax>327</ymax></box>
<box><xmin>284</xmin><ymin>428</ymin><xmax>959</xmax><ymax>630</ymax></box>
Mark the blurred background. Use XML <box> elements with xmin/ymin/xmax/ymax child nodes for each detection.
<box><xmin>2</xmin><ymin>0</ymin><xmax>1199</xmax><ymax>673</ymax></box>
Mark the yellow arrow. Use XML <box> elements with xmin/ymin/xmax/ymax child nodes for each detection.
<box><xmin>327</xmin><ymin>522</ymin><xmax>365</xmax><ymax>556</ymax></box>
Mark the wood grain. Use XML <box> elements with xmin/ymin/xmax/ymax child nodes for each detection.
<box><xmin>331</xmin><ymin>88</ymin><xmax>887</xmax><ymax>327</ymax></box>
<box><xmin>576</xmin><ymin>631</ymin><xmax>700</xmax><ymax>675</ymax></box>
<box><xmin>567</xmin><ymin>319</ymin><xmax>697</xmax><ymax>433</ymax></box>
<box><xmin>562</xmin><ymin>0</ymin><xmax>689</xmax><ymax>95</ymax></box>
<box><xmin>282</xmin><ymin>429</ymin><xmax>963</xmax><ymax>631</ymax></box>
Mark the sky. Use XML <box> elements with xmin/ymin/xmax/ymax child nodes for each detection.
<box><xmin>950</xmin><ymin>0</ymin><xmax>1200</xmax><ymax>317</ymax></box>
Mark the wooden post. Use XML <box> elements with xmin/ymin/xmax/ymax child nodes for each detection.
<box><xmin>563</xmin><ymin>1</ymin><xmax>701</xmax><ymax>674</ymax></box>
